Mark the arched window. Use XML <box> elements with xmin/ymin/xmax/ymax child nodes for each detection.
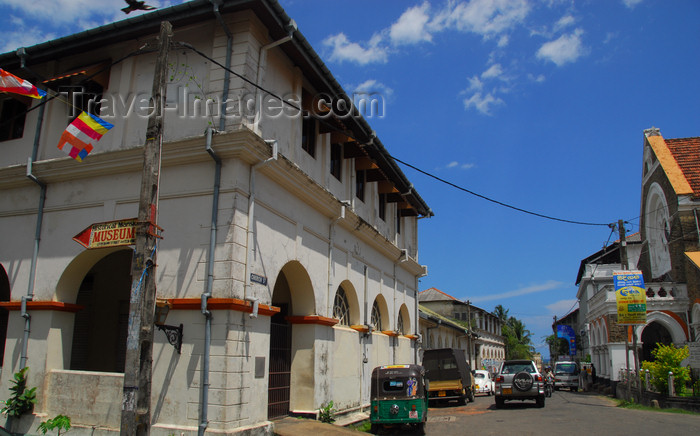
<box><xmin>371</xmin><ymin>300</ymin><xmax>382</xmax><ymax>331</ymax></box>
<box><xmin>397</xmin><ymin>311</ymin><xmax>404</xmax><ymax>334</ymax></box>
<box><xmin>333</xmin><ymin>286</ymin><xmax>350</xmax><ymax>326</ymax></box>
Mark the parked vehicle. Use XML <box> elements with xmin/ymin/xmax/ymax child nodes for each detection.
<box><xmin>474</xmin><ymin>370</ymin><xmax>494</xmax><ymax>396</ymax></box>
<box><xmin>494</xmin><ymin>359</ymin><xmax>545</xmax><ymax>408</ymax></box>
<box><xmin>370</xmin><ymin>364</ymin><xmax>428</xmax><ymax>435</ymax></box>
<box><xmin>422</xmin><ymin>348</ymin><xmax>475</xmax><ymax>405</ymax></box>
<box><xmin>553</xmin><ymin>361</ymin><xmax>579</xmax><ymax>391</ymax></box>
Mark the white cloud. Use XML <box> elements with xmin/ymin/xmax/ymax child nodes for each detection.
<box><xmin>546</xmin><ymin>299</ymin><xmax>578</xmax><ymax>316</ymax></box>
<box><xmin>466</xmin><ymin>75</ymin><xmax>483</xmax><ymax>91</ymax></box>
<box><xmin>0</xmin><ymin>0</ymin><xmax>179</xmax><ymax>52</ymax></box>
<box><xmin>497</xmin><ymin>35</ymin><xmax>509</xmax><ymax>47</ymax></box>
<box><xmin>528</xmin><ymin>73</ymin><xmax>546</xmax><ymax>83</ymax></box>
<box><xmin>390</xmin><ymin>1</ymin><xmax>433</xmax><ymax>45</ymax></box>
<box><xmin>481</xmin><ymin>63</ymin><xmax>504</xmax><ymax>80</ymax></box>
<box><xmin>622</xmin><ymin>0</ymin><xmax>644</xmax><ymax>9</ymax></box>
<box><xmin>470</xmin><ymin>280</ymin><xmax>564</xmax><ymax>302</ymax></box>
<box><xmin>436</xmin><ymin>0</ymin><xmax>531</xmax><ymax>37</ymax></box>
<box><xmin>323</xmin><ymin>33</ymin><xmax>388</xmax><ymax>65</ymax></box>
<box><xmin>351</xmin><ymin>79</ymin><xmax>394</xmax><ymax>100</ymax></box>
<box><xmin>463</xmin><ymin>92</ymin><xmax>504</xmax><ymax>115</ymax></box>
<box><xmin>446</xmin><ymin>161</ymin><xmax>475</xmax><ymax>170</ymax></box>
<box><xmin>554</xmin><ymin>14</ymin><xmax>575</xmax><ymax>31</ymax></box>
<box><xmin>536</xmin><ymin>28</ymin><xmax>587</xmax><ymax>66</ymax></box>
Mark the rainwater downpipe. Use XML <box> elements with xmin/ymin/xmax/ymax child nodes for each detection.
<box><xmin>393</xmin><ymin>250</ymin><xmax>408</xmax><ymax>364</ymax></box>
<box><xmin>327</xmin><ymin>203</ymin><xmax>347</xmax><ymax>315</ymax></box>
<box><xmin>199</xmin><ymin>126</ymin><xmax>220</xmax><ymax>436</ymax></box>
<box><xmin>243</xmin><ymin>141</ymin><xmax>278</xmax><ymax>302</ymax></box>
<box><xmin>253</xmin><ymin>22</ymin><xmax>295</xmax><ymax>130</ymax></box>
<box><xmin>210</xmin><ymin>0</ymin><xmax>232</xmax><ymax>133</ymax></box>
<box><xmin>20</xmin><ymin>48</ymin><xmax>47</xmax><ymax>370</ymax></box>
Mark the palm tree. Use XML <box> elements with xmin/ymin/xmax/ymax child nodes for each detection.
<box><xmin>503</xmin><ymin>316</ymin><xmax>534</xmax><ymax>360</ymax></box>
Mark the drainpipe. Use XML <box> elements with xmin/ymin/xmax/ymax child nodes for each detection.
<box><xmin>243</xmin><ymin>141</ymin><xmax>278</xmax><ymax>302</ymax></box>
<box><xmin>210</xmin><ymin>0</ymin><xmax>232</xmax><ymax>133</ymax></box>
<box><xmin>327</xmin><ymin>203</ymin><xmax>347</xmax><ymax>316</ymax></box>
<box><xmin>254</xmin><ymin>20</ymin><xmax>296</xmax><ymax>131</ymax></box>
<box><xmin>393</xmin><ymin>250</ymin><xmax>408</xmax><ymax>364</ymax></box>
<box><xmin>415</xmin><ymin>266</ymin><xmax>427</xmax><ymax>364</ymax></box>
<box><xmin>20</xmin><ymin>48</ymin><xmax>46</xmax><ymax>370</ymax></box>
<box><xmin>199</xmin><ymin>126</ymin><xmax>219</xmax><ymax>436</ymax></box>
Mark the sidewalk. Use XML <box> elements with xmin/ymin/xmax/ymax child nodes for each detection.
<box><xmin>273</xmin><ymin>417</ymin><xmax>364</xmax><ymax>436</ymax></box>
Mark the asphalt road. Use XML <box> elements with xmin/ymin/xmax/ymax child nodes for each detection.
<box><xmin>411</xmin><ymin>390</ymin><xmax>700</xmax><ymax>436</ymax></box>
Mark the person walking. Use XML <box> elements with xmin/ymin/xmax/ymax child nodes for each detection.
<box><xmin>591</xmin><ymin>363</ymin><xmax>597</xmax><ymax>384</ymax></box>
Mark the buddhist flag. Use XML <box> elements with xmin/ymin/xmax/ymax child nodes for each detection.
<box><xmin>57</xmin><ymin>112</ymin><xmax>113</xmax><ymax>162</ymax></box>
<box><xmin>0</xmin><ymin>68</ymin><xmax>46</xmax><ymax>99</ymax></box>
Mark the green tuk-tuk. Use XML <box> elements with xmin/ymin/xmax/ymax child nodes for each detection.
<box><xmin>370</xmin><ymin>364</ymin><xmax>428</xmax><ymax>434</ymax></box>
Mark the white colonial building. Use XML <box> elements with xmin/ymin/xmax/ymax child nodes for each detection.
<box><xmin>0</xmin><ymin>1</ymin><xmax>432</xmax><ymax>434</ymax></box>
<box><xmin>418</xmin><ymin>288</ymin><xmax>505</xmax><ymax>373</ymax></box>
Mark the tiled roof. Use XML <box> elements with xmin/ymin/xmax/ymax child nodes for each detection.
<box><xmin>664</xmin><ymin>137</ymin><xmax>700</xmax><ymax>197</ymax></box>
<box><xmin>418</xmin><ymin>287</ymin><xmax>457</xmax><ymax>301</ymax></box>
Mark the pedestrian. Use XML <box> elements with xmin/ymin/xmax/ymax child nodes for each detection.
<box><xmin>591</xmin><ymin>363</ymin><xmax>596</xmax><ymax>384</ymax></box>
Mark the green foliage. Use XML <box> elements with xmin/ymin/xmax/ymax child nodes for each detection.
<box><xmin>503</xmin><ymin>316</ymin><xmax>534</xmax><ymax>360</ymax></box>
<box><xmin>318</xmin><ymin>401</ymin><xmax>335</xmax><ymax>423</ymax></box>
<box><xmin>641</xmin><ymin>344</ymin><xmax>691</xmax><ymax>394</ymax></box>
<box><xmin>544</xmin><ymin>334</ymin><xmax>569</xmax><ymax>359</ymax></box>
<box><xmin>38</xmin><ymin>415</ymin><xmax>71</xmax><ymax>435</ymax></box>
<box><xmin>1</xmin><ymin>367</ymin><xmax>37</xmax><ymax>418</ymax></box>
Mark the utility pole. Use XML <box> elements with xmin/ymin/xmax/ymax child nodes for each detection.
<box><xmin>618</xmin><ymin>219</ymin><xmax>637</xmax><ymax>401</ymax></box>
<box><xmin>121</xmin><ymin>21</ymin><xmax>172</xmax><ymax>435</ymax></box>
<box><xmin>466</xmin><ymin>300</ymin><xmax>472</xmax><ymax>367</ymax></box>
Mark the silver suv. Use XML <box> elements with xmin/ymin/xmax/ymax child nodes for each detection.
<box><xmin>494</xmin><ymin>359</ymin><xmax>545</xmax><ymax>408</ymax></box>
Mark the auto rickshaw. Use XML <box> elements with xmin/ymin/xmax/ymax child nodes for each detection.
<box><xmin>370</xmin><ymin>364</ymin><xmax>428</xmax><ymax>435</ymax></box>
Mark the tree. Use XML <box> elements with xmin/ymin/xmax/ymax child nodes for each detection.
<box><xmin>545</xmin><ymin>333</ymin><xmax>569</xmax><ymax>360</ymax></box>
<box><xmin>494</xmin><ymin>305</ymin><xmax>509</xmax><ymax>324</ymax></box>
<box><xmin>641</xmin><ymin>343</ymin><xmax>690</xmax><ymax>394</ymax></box>
<box><xmin>503</xmin><ymin>316</ymin><xmax>534</xmax><ymax>360</ymax></box>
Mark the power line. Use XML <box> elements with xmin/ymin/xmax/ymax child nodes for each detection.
<box><xmin>390</xmin><ymin>155</ymin><xmax>612</xmax><ymax>227</ymax></box>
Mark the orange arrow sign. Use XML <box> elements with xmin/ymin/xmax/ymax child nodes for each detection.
<box><xmin>73</xmin><ymin>218</ymin><xmax>138</xmax><ymax>249</ymax></box>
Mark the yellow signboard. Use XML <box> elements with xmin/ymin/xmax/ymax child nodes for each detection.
<box><xmin>614</xmin><ymin>271</ymin><xmax>647</xmax><ymax>325</ymax></box>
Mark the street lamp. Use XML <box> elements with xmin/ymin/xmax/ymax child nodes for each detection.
<box><xmin>154</xmin><ymin>298</ymin><xmax>183</xmax><ymax>354</ymax></box>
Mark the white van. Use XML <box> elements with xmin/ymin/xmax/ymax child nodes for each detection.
<box><xmin>553</xmin><ymin>361</ymin><xmax>579</xmax><ymax>391</ymax></box>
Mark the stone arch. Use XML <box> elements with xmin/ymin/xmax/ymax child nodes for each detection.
<box><xmin>55</xmin><ymin>246</ymin><xmax>127</xmax><ymax>303</ymax></box>
<box><xmin>0</xmin><ymin>264</ymin><xmax>10</xmax><ymax>367</ymax></box>
<box><xmin>691</xmin><ymin>302</ymin><xmax>700</xmax><ymax>341</ymax></box>
<box><xmin>372</xmin><ymin>294</ymin><xmax>389</xmax><ymax>331</ymax></box>
<box><xmin>333</xmin><ymin>280</ymin><xmax>360</xmax><ymax>326</ymax></box>
<box><xmin>66</xmin><ymin>248</ymin><xmax>133</xmax><ymax>373</ymax></box>
<box><xmin>636</xmin><ymin>311</ymin><xmax>687</xmax><ymax>344</ymax></box>
<box><xmin>268</xmin><ymin>260</ymin><xmax>316</xmax><ymax>418</ymax></box>
<box><xmin>397</xmin><ymin>304</ymin><xmax>411</xmax><ymax>335</ymax></box>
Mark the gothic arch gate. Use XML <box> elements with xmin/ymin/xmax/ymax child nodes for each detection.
<box><xmin>267</xmin><ymin>261</ymin><xmax>315</xmax><ymax>419</ymax></box>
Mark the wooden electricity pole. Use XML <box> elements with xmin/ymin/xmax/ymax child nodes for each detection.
<box><xmin>121</xmin><ymin>21</ymin><xmax>172</xmax><ymax>435</ymax></box>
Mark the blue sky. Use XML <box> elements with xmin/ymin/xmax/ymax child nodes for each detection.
<box><xmin>2</xmin><ymin>0</ymin><xmax>699</xmax><ymax>359</ymax></box>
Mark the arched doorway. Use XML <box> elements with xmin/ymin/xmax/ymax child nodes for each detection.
<box><xmin>267</xmin><ymin>261</ymin><xmax>315</xmax><ymax>419</ymax></box>
<box><xmin>641</xmin><ymin>321</ymin><xmax>673</xmax><ymax>362</ymax></box>
<box><xmin>69</xmin><ymin>249</ymin><xmax>132</xmax><ymax>372</ymax></box>
<box><xmin>0</xmin><ymin>264</ymin><xmax>10</xmax><ymax>367</ymax></box>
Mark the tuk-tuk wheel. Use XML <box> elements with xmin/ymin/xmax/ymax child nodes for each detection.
<box><xmin>414</xmin><ymin>422</ymin><xmax>426</xmax><ymax>435</ymax></box>
<box><xmin>370</xmin><ymin>423</ymin><xmax>379</xmax><ymax>435</ymax></box>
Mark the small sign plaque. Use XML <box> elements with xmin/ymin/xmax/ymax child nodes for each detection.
<box><xmin>250</xmin><ymin>273</ymin><xmax>267</xmax><ymax>286</ymax></box>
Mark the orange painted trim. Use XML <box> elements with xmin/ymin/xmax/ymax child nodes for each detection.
<box><xmin>350</xmin><ymin>325</ymin><xmax>369</xmax><ymax>333</ymax></box>
<box><xmin>382</xmin><ymin>330</ymin><xmax>399</xmax><ymax>337</ymax></box>
<box><xmin>286</xmin><ymin>315</ymin><xmax>339</xmax><ymax>327</ymax></box>
<box><xmin>659</xmin><ymin>310</ymin><xmax>689</xmax><ymax>340</ymax></box>
<box><xmin>403</xmin><ymin>334</ymin><xmax>419</xmax><ymax>340</ymax></box>
<box><xmin>0</xmin><ymin>301</ymin><xmax>84</xmax><ymax>313</ymax></box>
<box><xmin>169</xmin><ymin>298</ymin><xmax>280</xmax><ymax>317</ymax></box>
<box><xmin>600</xmin><ymin>316</ymin><xmax>610</xmax><ymax>343</ymax></box>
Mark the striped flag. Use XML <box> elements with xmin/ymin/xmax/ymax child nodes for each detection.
<box><xmin>0</xmin><ymin>68</ymin><xmax>46</xmax><ymax>99</ymax></box>
<box><xmin>57</xmin><ymin>112</ymin><xmax>113</xmax><ymax>162</ymax></box>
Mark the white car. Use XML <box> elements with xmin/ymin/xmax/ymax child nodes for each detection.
<box><xmin>474</xmin><ymin>370</ymin><xmax>495</xmax><ymax>396</ymax></box>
